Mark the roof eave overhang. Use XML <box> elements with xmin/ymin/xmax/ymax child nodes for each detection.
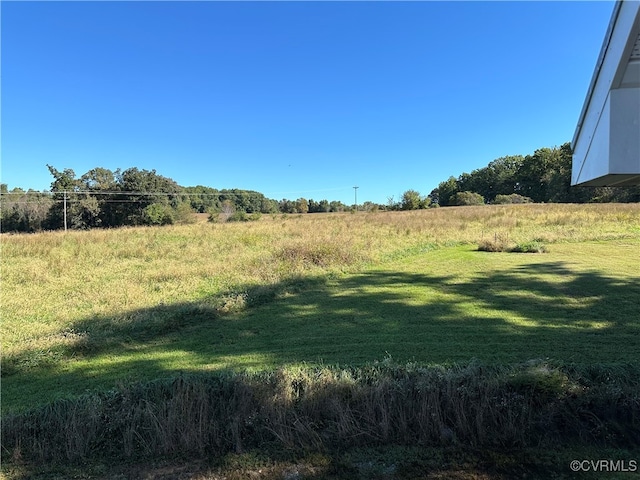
<box><xmin>571</xmin><ymin>0</ymin><xmax>640</xmax><ymax>187</ymax></box>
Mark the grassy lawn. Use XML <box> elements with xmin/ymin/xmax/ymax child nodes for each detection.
<box><xmin>2</xmin><ymin>204</ymin><xmax>639</xmax><ymax>413</ymax></box>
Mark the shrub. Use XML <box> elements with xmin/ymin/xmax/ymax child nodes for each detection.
<box><xmin>208</xmin><ymin>210</ymin><xmax>262</xmax><ymax>223</ymax></box>
<box><xmin>451</xmin><ymin>191</ymin><xmax>485</xmax><ymax>206</ymax></box>
<box><xmin>228</xmin><ymin>211</ymin><xmax>248</xmax><ymax>222</ymax></box>
<box><xmin>172</xmin><ymin>202</ymin><xmax>196</xmax><ymax>224</ymax></box>
<box><xmin>142</xmin><ymin>203</ymin><xmax>174</xmax><ymax>225</ymax></box>
<box><xmin>494</xmin><ymin>194</ymin><xmax>533</xmax><ymax>204</ymax></box>
<box><xmin>511</xmin><ymin>241</ymin><xmax>548</xmax><ymax>253</ymax></box>
<box><xmin>227</xmin><ymin>211</ymin><xmax>262</xmax><ymax>223</ymax></box>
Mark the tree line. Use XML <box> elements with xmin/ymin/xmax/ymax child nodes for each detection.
<box><xmin>426</xmin><ymin>143</ymin><xmax>640</xmax><ymax>207</ymax></box>
<box><xmin>2</xmin><ymin>142</ymin><xmax>639</xmax><ymax>232</ymax></box>
<box><xmin>0</xmin><ymin>165</ymin><xmax>357</xmax><ymax>232</ymax></box>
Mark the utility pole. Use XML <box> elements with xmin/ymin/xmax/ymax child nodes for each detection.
<box><xmin>63</xmin><ymin>191</ymin><xmax>68</xmax><ymax>231</ymax></box>
<box><xmin>353</xmin><ymin>186</ymin><xmax>359</xmax><ymax>210</ymax></box>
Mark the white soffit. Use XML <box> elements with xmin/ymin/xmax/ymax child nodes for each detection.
<box><xmin>572</xmin><ymin>0</ymin><xmax>640</xmax><ymax>186</ymax></box>
<box><xmin>620</xmin><ymin>33</ymin><xmax>640</xmax><ymax>87</ymax></box>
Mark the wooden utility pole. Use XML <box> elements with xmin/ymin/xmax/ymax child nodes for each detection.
<box><xmin>63</xmin><ymin>191</ymin><xmax>67</xmax><ymax>231</ymax></box>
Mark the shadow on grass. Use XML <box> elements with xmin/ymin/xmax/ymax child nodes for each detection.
<box><xmin>3</xmin><ymin>258</ymin><xmax>640</xmax><ymax>412</ymax></box>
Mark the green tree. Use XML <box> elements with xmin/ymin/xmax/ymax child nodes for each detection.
<box><xmin>79</xmin><ymin>167</ymin><xmax>120</xmax><ymax>226</ymax></box>
<box><xmin>116</xmin><ymin>168</ymin><xmax>182</xmax><ymax>225</ymax></box>
<box><xmin>329</xmin><ymin>200</ymin><xmax>346</xmax><ymax>212</ymax></box>
<box><xmin>143</xmin><ymin>203</ymin><xmax>175</xmax><ymax>225</ymax></box>
<box><xmin>515</xmin><ymin>145</ymin><xmax>580</xmax><ymax>203</ymax></box>
<box><xmin>184</xmin><ymin>185</ymin><xmax>221</xmax><ymax>213</ymax></box>
<box><xmin>401</xmin><ymin>190</ymin><xmax>422</xmax><ymax>210</ymax></box>
<box><xmin>46</xmin><ymin>165</ymin><xmax>100</xmax><ymax>229</ymax></box>
<box><xmin>361</xmin><ymin>201</ymin><xmax>380</xmax><ymax>212</ymax></box>
<box><xmin>432</xmin><ymin>177</ymin><xmax>459</xmax><ymax>206</ymax></box>
<box><xmin>0</xmin><ymin>187</ymin><xmax>53</xmax><ymax>232</ymax></box>
<box><xmin>47</xmin><ymin>165</ymin><xmax>78</xmax><ymax>192</ymax></box>
<box><xmin>451</xmin><ymin>191</ymin><xmax>485</xmax><ymax>206</ymax></box>
<box><xmin>279</xmin><ymin>199</ymin><xmax>295</xmax><ymax>213</ymax></box>
<box><xmin>295</xmin><ymin>198</ymin><xmax>309</xmax><ymax>214</ymax></box>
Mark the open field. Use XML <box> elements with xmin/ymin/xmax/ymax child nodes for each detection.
<box><xmin>2</xmin><ymin>204</ymin><xmax>640</xmax><ymax>411</ymax></box>
<box><xmin>2</xmin><ymin>203</ymin><xmax>640</xmax><ymax>477</ymax></box>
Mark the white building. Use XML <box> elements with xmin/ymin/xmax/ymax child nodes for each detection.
<box><xmin>572</xmin><ymin>0</ymin><xmax>640</xmax><ymax>186</ymax></box>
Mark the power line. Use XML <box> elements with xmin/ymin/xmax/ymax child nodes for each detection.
<box><xmin>1</xmin><ymin>188</ymin><xmax>353</xmax><ymax>198</ymax></box>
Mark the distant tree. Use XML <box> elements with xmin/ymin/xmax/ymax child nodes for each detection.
<box><xmin>77</xmin><ymin>167</ymin><xmax>122</xmax><ymax>227</ymax></box>
<box><xmin>329</xmin><ymin>200</ymin><xmax>346</xmax><ymax>212</ymax></box>
<box><xmin>434</xmin><ymin>177</ymin><xmax>459</xmax><ymax>206</ymax></box>
<box><xmin>454</xmin><ymin>156</ymin><xmax>524</xmax><ymax>203</ymax></box>
<box><xmin>47</xmin><ymin>165</ymin><xmax>78</xmax><ymax>192</ymax></box>
<box><xmin>184</xmin><ymin>185</ymin><xmax>221</xmax><ymax>213</ymax></box>
<box><xmin>487</xmin><ymin>155</ymin><xmax>525</xmax><ymax>199</ymax></box>
<box><xmin>401</xmin><ymin>190</ymin><xmax>422</xmax><ymax>210</ymax></box>
<box><xmin>0</xmin><ymin>187</ymin><xmax>53</xmax><ymax>232</ymax></box>
<box><xmin>318</xmin><ymin>200</ymin><xmax>330</xmax><ymax>212</ymax></box>
<box><xmin>361</xmin><ymin>201</ymin><xmax>380</xmax><ymax>212</ymax></box>
<box><xmin>279</xmin><ymin>199</ymin><xmax>296</xmax><ymax>213</ymax></box>
<box><xmin>80</xmin><ymin>167</ymin><xmax>118</xmax><ymax>191</ymax></box>
<box><xmin>216</xmin><ymin>189</ymin><xmax>277</xmax><ymax>214</ymax></box>
<box><xmin>116</xmin><ymin>168</ymin><xmax>182</xmax><ymax>225</ymax></box>
<box><xmin>295</xmin><ymin>198</ymin><xmax>309</xmax><ymax>214</ymax></box>
<box><xmin>46</xmin><ymin>165</ymin><xmax>101</xmax><ymax>229</ymax></box>
<box><xmin>143</xmin><ymin>203</ymin><xmax>175</xmax><ymax>225</ymax></box>
<box><xmin>515</xmin><ymin>143</ymin><xmax>585</xmax><ymax>203</ymax></box>
<box><xmin>451</xmin><ymin>191</ymin><xmax>485</xmax><ymax>206</ymax></box>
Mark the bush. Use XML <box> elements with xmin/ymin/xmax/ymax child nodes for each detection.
<box><xmin>142</xmin><ymin>203</ymin><xmax>174</xmax><ymax>225</ymax></box>
<box><xmin>451</xmin><ymin>191</ymin><xmax>485</xmax><ymax>206</ymax></box>
<box><xmin>511</xmin><ymin>241</ymin><xmax>548</xmax><ymax>253</ymax></box>
<box><xmin>494</xmin><ymin>194</ymin><xmax>533</xmax><ymax>204</ymax></box>
<box><xmin>227</xmin><ymin>211</ymin><xmax>262</xmax><ymax>223</ymax></box>
<box><xmin>208</xmin><ymin>209</ymin><xmax>261</xmax><ymax>223</ymax></box>
<box><xmin>173</xmin><ymin>202</ymin><xmax>196</xmax><ymax>224</ymax></box>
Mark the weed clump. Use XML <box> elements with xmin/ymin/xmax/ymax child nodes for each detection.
<box><xmin>510</xmin><ymin>241</ymin><xmax>548</xmax><ymax>253</ymax></box>
<box><xmin>478</xmin><ymin>235</ymin><xmax>547</xmax><ymax>253</ymax></box>
<box><xmin>275</xmin><ymin>241</ymin><xmax>360</xmax><ymax>269</ymax></box>
<box><xmin>477</xmin><ymin>237</ymin><xmax>511</xmax><ymax>252</ymax></box>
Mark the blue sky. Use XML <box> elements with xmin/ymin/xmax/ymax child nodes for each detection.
<box><xmin>2</xmin><ymin>1</ymin><xmax>614</xmax><ymax>205</ymax></box>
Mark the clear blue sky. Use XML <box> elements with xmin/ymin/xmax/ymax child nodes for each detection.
<box><xmin>1</xmin><ymin>1</ymin><xmax>614</xmax><ymax>205</ymax></box>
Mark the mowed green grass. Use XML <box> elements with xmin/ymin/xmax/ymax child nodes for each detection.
<box><xmin>2</xmin><ymin>204</ymin><xmax>639</xmax><ymax>412</ymax></box>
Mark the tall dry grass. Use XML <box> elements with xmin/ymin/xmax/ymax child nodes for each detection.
<box><xmin>3</xmin><ymin>361</ymin><xmax>639</xmax><ymax>464</ymax></box>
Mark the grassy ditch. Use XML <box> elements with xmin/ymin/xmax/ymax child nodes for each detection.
<box><xmin>3</xmin><ymin>361</ymin><xmax>639</xmax><ymax>467</ymax></box>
